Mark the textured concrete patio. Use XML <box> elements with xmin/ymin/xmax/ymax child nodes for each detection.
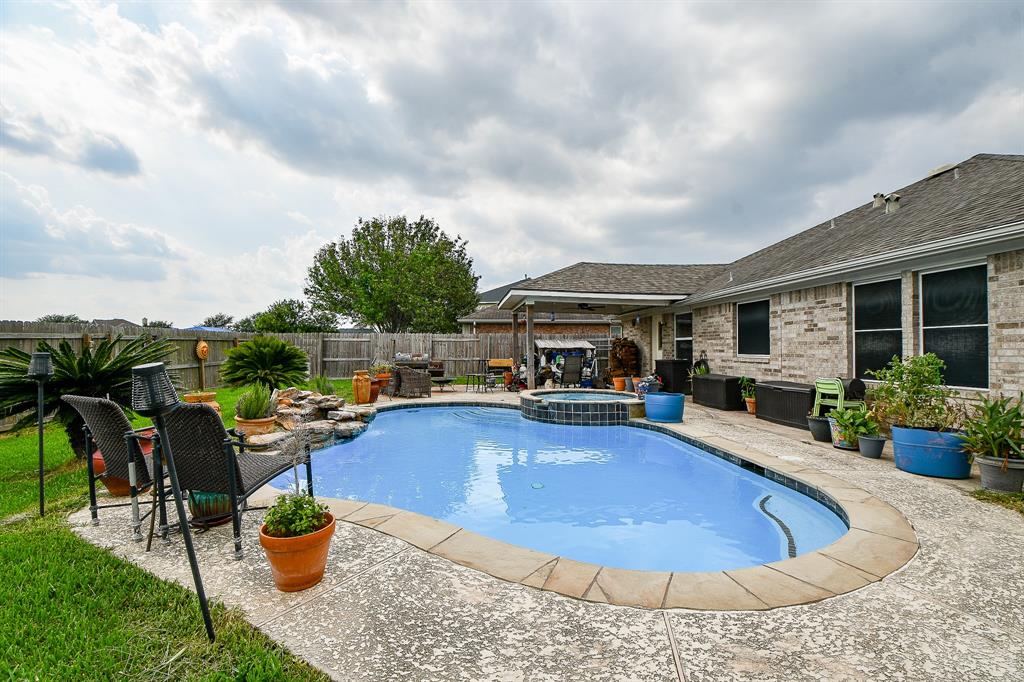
<box><xmin>70</xmin><ymin>391</ymin><xmax>1024</xmax><ymax>681</ymax></box>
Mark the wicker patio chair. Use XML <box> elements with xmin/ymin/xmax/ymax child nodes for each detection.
<box><xmin>397</xmin><ymin>365</ymin><xmax>432</xmax><ymax>398</ymax></box>
<box><xmin>560</xmin><ymin>356</ymin><xmax>584</xmax><ymax>387</ymax></box>
<box><xmin>62</xmin><ymin>395</ymin><xmax>166</xmax><ymax>542</ymax></box>
<box><xmin>156</xmin><ymin>402</ymin><xmax>313</xmax><ymax>559</ymax></box>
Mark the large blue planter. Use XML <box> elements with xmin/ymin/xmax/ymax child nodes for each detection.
<box><xmin>645</xmin><ymin>392</ymin><xmax>685</xmax><ymax>422</ymax></box>
<box><xmin>891</xmin><ymin>426</ymin><xmax>971</xmax><ymax>479</ymax></box>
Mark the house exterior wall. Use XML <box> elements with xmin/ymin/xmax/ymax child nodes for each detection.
<box><xmin>990</xmin><ymin>248</ymin><xmax>1024</xmax><ymax>394</ymax></box>
<box><xmin>675</xmin><ymin>248</ymin><xmax>1024</xmax><ymax>391</ymax></box>
<box><xmin>622</xmin><ymin>317</ymin><xmax>652</xmax><ymax>373</ymax></box>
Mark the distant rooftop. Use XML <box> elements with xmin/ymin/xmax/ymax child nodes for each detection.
<box><xmin>478</xmin><ymin>277</ymin><xmax>532</xmax><ymax>303</ymax></box>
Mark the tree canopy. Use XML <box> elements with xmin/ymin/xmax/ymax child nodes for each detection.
<box><xmin>305</xmin><ymin>215</ymin><xmax>478</xmax><ymax>333</ymax></box>
<box><xmin>36</xmin><ymin>314</ymin><xmax>85</xmax><ymax>323</ymax></box>
<box><xmin>235</xmin><ymin>299</ymin><xmax>337</xmax><ymax>333</ymax></box>
<box><xmin>142</xmin><ymin>318</ymin><xmax>173</xmax><ymax>328</ymax></box>
<box><xmin>200</xmin><ymin>313</ymin><xmax>234</xmax><ymax>328</ymax></box>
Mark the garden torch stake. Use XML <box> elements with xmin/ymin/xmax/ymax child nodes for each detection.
<box><xmin>27</xmin><ymin>352</ymin><xmax>53</xmax><ymax>517</ymax></box>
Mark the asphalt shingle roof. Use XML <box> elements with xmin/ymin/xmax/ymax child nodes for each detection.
<box><xmin>694</xmin><ymin>153</ymin><xmax>1024</xmax><ymax>297</ymax></box>
<box><xmin>513</xmin><ymin>262</ymin><xmax>727</xmax><ymax>296</ymax></box>
<box><xmin>478</xmin><ymin>278</ymin><xmax>532</xmax><ymax>303</ymax></box>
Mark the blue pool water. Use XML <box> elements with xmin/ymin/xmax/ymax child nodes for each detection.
<box><xmin>538</xmin><ymin>392</ymin><xmax>633</xmax><ymax>401</ymax></box>
<box><xmin>275</xmin><ymin>406</ymin><xmax>847</xmax><ymax>572</ymax></box>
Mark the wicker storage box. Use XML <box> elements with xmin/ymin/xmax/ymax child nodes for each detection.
<box><xmin>655</xmin><ymin>359</ymin><xmax>692</xmax><ymax>394</ymax></box>
<box><xmin>755</xmin><ymin>381</ymin><xmax>815</xmax><ymax>429</ymax></box>
<box><xmin>691</xmin><ymin>374</ymin><xmax>744</xmax><ymax>410</ymax></box>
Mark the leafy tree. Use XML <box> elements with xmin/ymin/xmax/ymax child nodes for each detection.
<box><xmin>221</xmin><ymin>336</ymin><xmax>309</xmax><ymax>388</ymax></box>
<box><xmin>250</xmin><ymin>299</ymin><xmax>337</xmax><ymax>333</ymax></box>
<box><xmin>200</xmin><ymin>313</ymin><xmax>234</xmax><ymax>328</ymax></box>
<box><xmin>142</xmin><ymin>318</ymin><xmax>173</xmax><ymax>328</ymax></box>
<box><xmin>233</xmin><ymin>315</ymin><xmax>257</xmax><ymax>332</ymax></box>
<box><xmin>305</xmin><ymin>215</ymin><xmax>478</xmax><ymax>333</ymax></box>
<box><xmin>36</xmin><ymin>314</ymin><xmax>85</xmax><ymax>323</ymax></box>
<box><xmin>0</xmin><ymin>336</ymin><xmax>176</xmax><ymax>459</ymax></box>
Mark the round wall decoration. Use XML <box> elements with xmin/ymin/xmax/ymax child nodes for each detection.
<box><xmin>195</xmin><ymin>339</ymin><xmax>210</xmax><ymax>360</ymax></box>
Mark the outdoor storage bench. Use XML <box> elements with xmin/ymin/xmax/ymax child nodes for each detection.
<box><xmin>691</xmin><ymin>373</ymin><xmax>744</xmax><ymax>410</ymax></box>
<box><xmin>755</xmin><ymin>381</ymin><xmax>816</xmax><ymax>429</ymax></box>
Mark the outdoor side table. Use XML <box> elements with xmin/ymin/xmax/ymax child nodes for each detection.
<box><xmin>432</xmin><ymin>377</ymin><xmax>456</xmax><ymax>392</ymax></box>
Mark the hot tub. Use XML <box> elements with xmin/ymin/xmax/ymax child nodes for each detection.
<box><xmin>519</xmin><ymin>388</ymin><xmax>644</xmax><ymax>425</ymax></box>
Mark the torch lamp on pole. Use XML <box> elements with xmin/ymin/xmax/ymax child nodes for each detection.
<box><xmin>27</xmin><ymin>352</ymin><xmax>53</xmax><ymax>517</ymax></box>
<box><xmin>131</xmin><ymin>362</ymin><xmax>216</xmax><ymax>642</ymax></box>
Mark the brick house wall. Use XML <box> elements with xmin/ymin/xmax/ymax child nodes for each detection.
<box><xmin>990</xmin><ymin>249</ymin><xmax>1024</xmax><ymax>394</ymax></box>
<box><xmin>622</xmin><ymin>317</ymin><xmax>652</xmax><ymax>373</ymax></box>
<box><xmin>674</xmin><ymin>248</ymin><xmax>1024</xmax><ymax>391</ymax></box>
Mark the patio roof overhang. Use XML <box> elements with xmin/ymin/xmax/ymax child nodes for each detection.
<box><xmin>497</xmin><ymin>288</ymin><xmax>687</xmax><ymax>317</ymax></box>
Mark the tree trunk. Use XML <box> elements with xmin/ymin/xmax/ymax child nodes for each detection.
<box><xmin>64</xmin><ymin>417</ymin><xmax>89</xmax><ymax>460</ymax></box>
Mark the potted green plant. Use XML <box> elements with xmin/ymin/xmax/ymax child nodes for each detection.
<box><xmin>958</xmin><ymin>393</ymin><xmax>1024</xmax><ymax>492</ymax></box>
<box><xmin>827</xmin><ymin>407</ymin><xmax>859</xmax><ymax>450</ymax></box>
<box><xmin>234</xmin><ymin>383</ymin><xmax>276</xmax><ymax>439</ymax></box>
<box><xmin>259</xmin><ymin>494</ymin><xmax>336</xmax><ymax>592</ymax></box>
<box><xmin>856</xmin><ymin>409</ymin><xmax>886</xmax><ymax>459</ymax></box>
<box><xmin>807</xmin><ymin>411</ymin><xmax>832</xmax><ymax>442</ymax></box>
<box><xmin>370</xmin><ymin>362</ymin><xmax>394</xmax><ymax>382</ymax></box>
<box><xmin>830</xmin><ymin>405</ymin><xmax>885</xmax><ymax>457</ymax></box>
<box><xmin>739</xmin><ymin>376</ymin><xmax>756</xmax><ymax>414</ymax></box>
<box><xmin>868</xmin><ymin>354</ymin><xmax>969</xmax><ymax>478</ymax></box>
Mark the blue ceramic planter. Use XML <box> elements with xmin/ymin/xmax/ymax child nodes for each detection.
<box><xmin>645</xmin><ymin>392</ymin><xmax>685</xmax><ymax>422</ymax></box>
<box><xmin>891</xmin><ymin>426</ymin><xmax>971</xmax><ymax>479</ymax></box>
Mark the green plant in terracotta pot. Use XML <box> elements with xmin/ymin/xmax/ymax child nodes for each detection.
<box><xmin>234</xmin><ymin>383</ymin><xmax>276</xmax><ymax>439</ymax></box>
<box><xmin>739</xmin><ymin>376</ymin><xmax>757</xmax><ymax>415</ymax></box>
<box><xmin>259</xmin><ymin>493</ymin><xmax>336</xmax><ymax>592</ymax></box>
<box><xmin>958</xmin><ymin>393</ymin><xmax>1024</xmax><ymax>492</ymax></box>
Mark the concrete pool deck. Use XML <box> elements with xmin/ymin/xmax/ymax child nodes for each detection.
<box><xmin>70</xmin><ymin>390</ymin><xmax>1024</xmax><ymax>680</ymax></box>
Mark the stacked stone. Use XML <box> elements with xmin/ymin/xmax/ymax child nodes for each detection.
<box><xmin>244</xmin><ymin>387</ymin><xmax>377</xmax><ymax>455</ymax></box>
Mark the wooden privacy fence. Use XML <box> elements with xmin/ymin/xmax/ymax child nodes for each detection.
<box><xmin>0</xmin><ymin>321</ymin><xmax>610</xmax><ymax>389</ymax></box>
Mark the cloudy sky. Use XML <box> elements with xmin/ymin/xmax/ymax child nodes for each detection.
<box><xmin>1</xmin><ymin>1</ymin><xmax>1021</xmax><ymax>325</ymax></box>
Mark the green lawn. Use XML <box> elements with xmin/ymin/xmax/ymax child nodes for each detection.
<box><xmin>0</xmin><ymin>385</ymin><xmax>331</xmax><ymax>680</ymax></box>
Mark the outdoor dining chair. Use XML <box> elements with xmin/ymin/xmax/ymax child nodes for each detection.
<box><xmin>155</xmin><ymin>402</ymin><xmax>313</xmax><ymax>559</ymax></box>
<box><xmin>560</xmin><ymin>356</ymin><xmax>584</xmax><ymax>387</ymax></box>
<box><xmin>62</xmin><ymin>395</ymin><xmax>166</xmax><ymax>543</ymax></box>
<box><xmin>397</xmin><ymin>365</ymin><xmax>432</xmax><ymax>397</ymax></box>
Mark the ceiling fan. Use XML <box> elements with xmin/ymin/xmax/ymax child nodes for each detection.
<box><xmin>577</xmin><ymin>303</ymin><xmax>606</xmax><ymax>311</ymax></box>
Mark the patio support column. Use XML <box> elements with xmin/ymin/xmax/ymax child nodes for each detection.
<box><xmin>526</xmin><ymin>303</ymin><xmax>535</xmax><ymax>389</ymax></box>
<box><xmin>511</xmin><ymin>310</ymin><xmax>519</xmax><ymax>364</ymax></box>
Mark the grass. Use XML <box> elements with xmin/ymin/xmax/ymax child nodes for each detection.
<box><xmin>970</xmin><ymin>489</ymin><xmax>1024</xmax><ymax>516</ymax></box>
<box><xmin>0</xmin><ymin>384</ymin><xmax>331</xmax><ymax>680</ymax></box>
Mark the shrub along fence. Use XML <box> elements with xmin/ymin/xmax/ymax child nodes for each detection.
<box><xmin>0</xmin><ymin>321</ymin><xmax>609</xmax><ymax>391</ymax></box>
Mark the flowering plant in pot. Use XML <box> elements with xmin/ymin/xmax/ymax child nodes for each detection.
<box><xmin>868</xmin><ymin>354</ymin><xmax>969</xmax><ymax>478</ymax></box>
<box><xmin>739</xmin><ymin>377</ymin><xmax>757</xmax><ymax>415</ymax></box>
<box><xmin>958</xmin><ymin>393</ymin><xmax>1023</xmax><ymax>492</ymax></box>
<box><xmin>259</xmin><ymin>493</ymin><xmax>336</xmax><ymax>592</ymax></box>
<box><xmin>370</xmin><ymin>362</ymin><xmax>394</xmax><ymax>381</ymax></box>
<box><xmin>234</xmin><ymin>383</ymin><xmax>276</xmax><ymax>439</ymax></box>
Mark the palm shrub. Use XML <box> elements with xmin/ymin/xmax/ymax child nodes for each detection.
<box><xmin>235</xmin><ymin>383</ymin><xmax>273</xmax><ymax>420</ymax></box>
<box><xmin>221</xmin><ymin>336</ymin><xmax>308</xmax><ymax>389</ymax></box>
<box><xmin>0</xmin><ymin>335</ymin><xmax>176</xmax><ymax>459</ymax></box>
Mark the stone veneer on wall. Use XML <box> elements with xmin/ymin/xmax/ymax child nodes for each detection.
<box><xmin>990</xmin><ymin>248</ymin><xmax>1024</xmax><ymax>394</ymax></box>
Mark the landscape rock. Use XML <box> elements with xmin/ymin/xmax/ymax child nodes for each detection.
<box><xmin>327</xmin><ymin>410</ymin><xmax>355</xmax><ymax>422</ymax></box>
<box><xmin>276</xmin><ymin>387</ymin><xmax>299</xmax><ymax>400</ymax></box>
<box><xmin>275</xmin><ymin>407</ymin><xmax>303</xmax><ymax>431</ymax></box>
<box><xmin>346</xmin><ymin>405</ymin><xmax>377</xmax><ymax>422</ymax></box>
<box><xmin>334</xmin><ymin>422</ymin><xmax>368</xmax><ymax>440</ymax></box>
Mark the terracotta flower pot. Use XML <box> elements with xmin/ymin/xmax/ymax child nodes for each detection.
<box><xmin>744</xmin><ymin>397</ymin><xmax>757</xmax><ymax>415</ymax></box>
<box><xmin>234</xmin><ymin>416</ymin><xmax>277</xmax><ymax>439</ymax></box>
<box><xmin>612</xmin><ymin>377</ymin><xmax>626</xmax><ymax>391</ymax></box>
<box><xmin>353</xmin><ymin>370</ymin><xmax>372</xmax><ymax>404</ymax></box>
<box><xmin>259</xmin><ymin>513</ymin><xmax>336</xmax><ymax>592</ymax></box>
<box><xmin>369</xmin><ymin>378</ymin><xmax>382</xmax><ymax>403</ymax></box>
<box><xmin>183</xmin><ymin>391</ymin><xmax>221</xmax><ymax>415</ymax></box>
<box><xmin>375</xmin><ymin>373</ymin><xmax>392</xmax><ymax>382</ymax></box>
<box><xmin>92</xmin><ymin>427</ymin><xmax>156</xmax><ymax>496</ymax></box>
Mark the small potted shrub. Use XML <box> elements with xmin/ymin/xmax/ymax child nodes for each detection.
<box><xmin>869</xmin><ymin>354</ymin><xmax>969</xmax><ymax>479</ymax></box>
<box><xmin>855</xmin><ymin>409</ymin><xmax>886</xmax><ymax>459</ymax></box>
<box><xmin>739</xmin><ymin>377</ymin><xmax>757</xmax><ymax>415</ymax></box>
<box><xmin>259</xmin><ymin>494</ymin><xmax>336</xmax><ymax>592</ymax></box>
<box><xmin>959</xmin><ymin>393</ymin><xmax>1024</xmax><ymax>492</ymax></box>
<box><xmin>234</xmin><ymin>383</ymin><xmax>276</xmax><ymax>439</ymax></box>
<box><xmin>371</xmin><ymin>362</ymin><xmax>393</xmax><ymax>382</ymax></box>
<box><xmin>827</xmin><ymin>407</ymin><xmax>859</xmax><ymax>450</ymax></box>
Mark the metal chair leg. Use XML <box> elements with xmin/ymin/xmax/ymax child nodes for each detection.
<box><xmin>124</xmin><ymin>431</ymin><xmax>143</xmax><ymax>542</ymax></box>
<box><xmin>84</xmin><ymin>426</ymin><xmax>99</xmax><ymax>526</ymax></box>
<box><xmin>224</xmin><ymin>441</ymin><xmax>243</xmax><ymax>560</ymax></box>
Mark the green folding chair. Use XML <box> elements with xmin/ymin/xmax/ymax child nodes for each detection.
<box><xmin>812</xmin><ymin>378</ymin><xmax>866</xmax><ymax>417</ymax></box>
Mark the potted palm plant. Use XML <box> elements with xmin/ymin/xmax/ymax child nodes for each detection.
<box><xmin>739</xmin><ymin>377</ymin><xmax>756</xmax><ymax>414</ymax></box>
<box><xmin>259</xmin><ymin>493</ymin><xmax>336</xmax><ymax>592</ymax></box>
<box><xmin>869</xmin><ymin>354</ymin><xmax>969</xmax><ymax>479</ymax></box>
<box><xmin>234</xmin><ymin>383</ymin><xmax>276</xmax><ymax>438</ymax></box>
<box><xmin>958</xmin><ymin>393</ymin><xmax>1024</xmax><ymax>492</ymax></box>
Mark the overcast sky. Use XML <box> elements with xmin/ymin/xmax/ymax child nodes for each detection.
<box><xmin>1</xmin><ymin>1</ymin><xmax>1021</xmax><ymax>325</ymax></box>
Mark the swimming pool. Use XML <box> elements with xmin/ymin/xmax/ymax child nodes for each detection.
<box><xmin>276</xmin><ymin>406</ymin><xmax>848</xmax><ymax>572</ymax></box>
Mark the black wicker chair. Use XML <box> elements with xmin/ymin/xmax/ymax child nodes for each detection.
<box><xmin>156</xmin><ymin>402</ymin><xmax>312</xmax><ymax>559</ymax></box>
<box><xmin>62</xmin><ymin>395</ymin><xmax>166</xmax><ymax>542</ymax></box>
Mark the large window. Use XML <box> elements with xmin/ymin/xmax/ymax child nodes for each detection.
<box><xmin>674</xmin><ymin>313</ymin><xmax>693</xmax><ymax>365</ymax></box>
<box><xmin>921</xmin><ymin>264</ymin><xmax>988</xmax><ymax>388</ymax></box>
<box><xmin>854</xmin><ymin>279</ymin><xmax>902</xmax><ymax>379</ymax></box>
<box><xmin>737</xmin><ymin>300</ymin><xmax>771</xmax><ymax>356</ymax></box>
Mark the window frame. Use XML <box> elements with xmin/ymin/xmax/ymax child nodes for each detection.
<box><xmin>735</xmin><ymin>298</ymin><xmax>772</xmax><ymax>358</ymax></box>
<box><xmin>852</xmin><ymin>277</ymin><xmax>903</xmax><ymax>380</ymax></box>
<box><xmin>917</xmin><ymin>261</ymin><xmax>989</xmax><ymax>390</ymax></box>
<box><xmin>674</xmin><ymin>312</ymin><xmax>693</xmax><ymax>361</ymax></box>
